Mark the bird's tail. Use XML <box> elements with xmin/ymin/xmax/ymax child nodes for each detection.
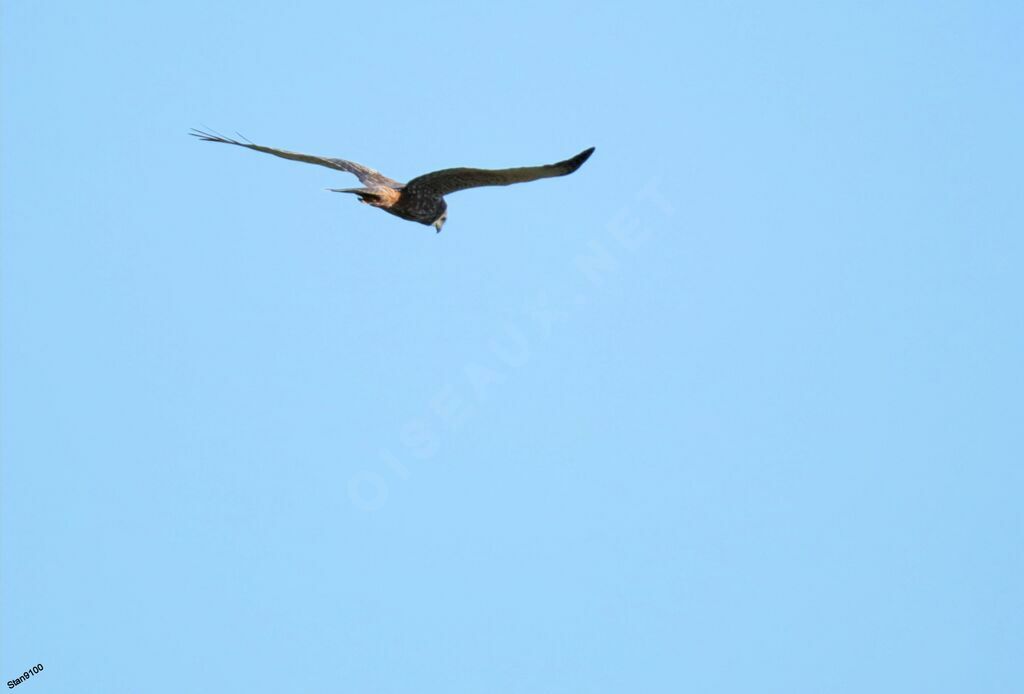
<box><xmin>327</xmin><ymin>187</ymin><xmax>381</xmax><ymax>204</ymax></box>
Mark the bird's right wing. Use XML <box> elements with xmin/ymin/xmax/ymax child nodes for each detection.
<box><xmin>190</xmin><ymin>129</ymin><xmax>402</xmax><ymax>188</ymax></box>
<box><xmin>403</xmin><ymin>147</ymin><xmax>595</xmax><ymax>197</ymax></box>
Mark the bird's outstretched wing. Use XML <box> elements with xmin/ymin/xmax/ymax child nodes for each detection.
<box><xmin>190</xmin><ymin>128</ymin><xmax>402</xmax><ymax>188</ymax></box>
<box><xmin>403</xmin><ymin>147</ymin><xmax>595</xmax><ymax>197</ymax></box>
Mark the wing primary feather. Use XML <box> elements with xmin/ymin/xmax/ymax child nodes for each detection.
<box><xmin>404</xmin><ymin>147</ymin><xmax>595</xmax><ymax>196</ymax></box>
<box><xmin>191</xmin><ymin>127</ymin><xmax>404</xmax><ymax>188</ymax></box>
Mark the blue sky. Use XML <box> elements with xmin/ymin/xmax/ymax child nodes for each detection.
<box><xmin>2</xmin><ymin>1</ymin><xmax>1022</xmax><ymax>692</ymax></box>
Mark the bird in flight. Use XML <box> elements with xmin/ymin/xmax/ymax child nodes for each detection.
<box><xmin>191</xmin><ymin>128</ymin><xmax>595</xmax><ymax>233</ymax></box>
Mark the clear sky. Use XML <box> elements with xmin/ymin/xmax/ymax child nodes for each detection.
<box><xmin>2</xmin><ymin>2</ymin><xmax>1022</xmax><ymax>692</ymax></box>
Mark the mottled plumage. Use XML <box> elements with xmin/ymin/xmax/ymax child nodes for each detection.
<box><xmin>191</xmin><ymin>128</ymin><xmax>594</xmax><ymax>233</ymax></box>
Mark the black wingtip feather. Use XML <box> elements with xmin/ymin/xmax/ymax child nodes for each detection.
<box><xmin>189</xmin><ymin>127</ymin><xmax>248</xmax><ymax>147</ymax></box>
<box><xmin>564</xmin><ymin>146</ymin><xmax>595</xmax><ymax>173</ymax></box>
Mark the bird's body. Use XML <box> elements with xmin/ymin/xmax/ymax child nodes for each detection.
<box><xmin>337</xmin><ymin>183</ymin><xmax>447</xmax><ymax>227</ymax></box>
<box><xmin>191</xmin><ymin>129</ymin><xmax>594</xmax><ymax>232</ymax></box>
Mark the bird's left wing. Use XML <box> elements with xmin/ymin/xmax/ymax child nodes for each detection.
<box><xmin>403</xmin><ymin>147</ymin><xmax>595</xmax><ymax>197</ymax></box>
<box><xmin>190</xmin><ymin>129</ymin><xmax>402</xmax><ymax>188</ymax></box>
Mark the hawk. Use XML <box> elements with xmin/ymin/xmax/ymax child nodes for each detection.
<box><xmin>191</xmin><ymin>128</ymin><xmax>595</xmax><ymax>233</ymax></box>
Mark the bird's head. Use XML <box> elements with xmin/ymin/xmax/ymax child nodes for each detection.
<box><xmin>432</xmin><ymin>211</ymin><xmax>447</xmax><ymax>233</ymax></box>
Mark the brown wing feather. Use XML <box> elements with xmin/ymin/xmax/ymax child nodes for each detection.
<box><xmin>404</xmin><ymin>147</ymin><xmax>595</xmax><ymax>197</ymax></box>
<box><xmin>189</xmin><ymin>129</ymin><xmax>402</xmax><ymax>188</ymax></box>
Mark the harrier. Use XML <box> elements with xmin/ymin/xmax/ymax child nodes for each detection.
<box><xmin>191</xmin><ymin>128</ymin><xmax>595</xmax><ymax>233</ymax></box>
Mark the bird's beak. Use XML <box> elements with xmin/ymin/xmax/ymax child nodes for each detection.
<box><xmin>433</xmin><ymin>221</ymin><xmax>444</xmax><ymax>233</ymax></box>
